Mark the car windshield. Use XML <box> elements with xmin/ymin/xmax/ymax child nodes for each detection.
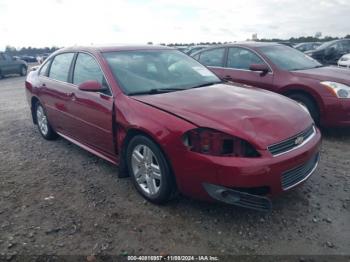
<box><xmin>259</xmin><ymin>45</ymin><xmax>322</xmax><ymax>71</ymax></box>
<box><xmin>316</xmin><ymin>40</ymin><xmax>336</xmax><ymax>50</ymax></box>
<box><xmin>103</xmin><ymin>49</ymin><xmax>221</xmax><ymax>95</ymax></box>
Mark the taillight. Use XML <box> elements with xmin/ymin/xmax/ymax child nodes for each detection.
<box><xmin>183</xmin><ymin>128</ymin><xmax>260</xmax><ymax>157</ymax></box>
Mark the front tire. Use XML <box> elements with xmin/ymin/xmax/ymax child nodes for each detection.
<box><xmin>288</xmin><ymin>93</ymin><xmax>320</xmax><ymax>124</ymax></box>
<box><xmin>35</xmin><ymin>101</ymin><xmax>58</xmax><ymax>140</ymax></box>
<box><xmin>126</xmin><ymin>135</ymin><xmax>175</xmax><ymax>204</ymax></box>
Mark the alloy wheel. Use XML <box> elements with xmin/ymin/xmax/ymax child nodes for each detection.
<box><xmin>36</xmin><ymin>105</ymin><xmax>49</xmax><ymax>136</ymax></box>
<box><xmin>131</xmin><ymin>144</ymin><xmax>162</xmax><ymax>196</ymax></box>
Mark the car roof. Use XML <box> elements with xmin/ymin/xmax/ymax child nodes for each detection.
<box><xmin>58</xmin><ymin>45</ymin><xmax>174</xmax><ymax>53</ymax></box>
<box><xmin>191</xmin><ymin>42</ymin><xmax>282</xmax><ymax>54</ymax></box>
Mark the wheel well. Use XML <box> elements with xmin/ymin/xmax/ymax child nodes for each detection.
<box><xmin>283</xmin><ymin>89</ymin><xmax>320</xmax><ymax>115</ymax></box>
<box><xmin>31</xmin><ymin>97</ymin><xmax>39</xmax><ymax>124</ymax></box>
<box><xmin>119</xmin><ymin>129</ymin><xmax>160</xmax><ymax>177</ymax></box>
<box><xmin>119</xmin><ymin>129</ymin><xmax>178</xmax><ymax>190</ymax></box>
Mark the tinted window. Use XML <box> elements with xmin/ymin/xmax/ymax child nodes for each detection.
<box><xmin>39</xmin><ymin>60</ymin><xmax>50</xmax><ymax>76</ymax></box>
<box><xmin>0</xmin><ymin>53</ymin><xmax>4</xmax><ymax>61</ymax></box>
<box><xmin>199</xmin><ymin>48</ymin><xmax>225</xmax><ymax>67</ymax></box>
<box><xmin>227</xmin><ymin>47</ymin><xmax>264</xmax><ymax>70</ymax></box>
<box><xmin>103</xmin><ymin>50</ymin><xmax>220</xmax><ymax>94</ymax></box>
<box><xmin>340</xmin><ymin>40</ymin><xmax>350</xmax><ymax>52</ymax></box>
<box><xmin>4</xmin><ymin>54</ymin><xmax>12</xmax><ymax>61</ymax></box>
<box><xmin>49</xmin><ymin>53</ymin><xmax>74</xmax><ymax>82</ymax></box>
<box><xmin>73</xmin><ymin>53</ymin><xmax>104</xmax><ymax>85</ymax></box>
<box><xmin>259</xmin><ymin>45</ymin><xmax>321</xmax><ymax>71</ymax></box>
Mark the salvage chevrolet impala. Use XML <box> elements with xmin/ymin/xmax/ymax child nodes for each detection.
<box><xmin>25</xmin><ymin>46</ymin><xmax>321</xmax><ymax>211</ymax></box>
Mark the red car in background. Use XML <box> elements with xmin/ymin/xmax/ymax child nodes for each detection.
<box><xmin>25</xmin><ymin>46</ymin><xmax>321</xmax><ymax>211</ymax></box>
<box><xmin>192</xmin><ymin>43</ymin><xmax>350</xmax><ymax>127</ymax></box>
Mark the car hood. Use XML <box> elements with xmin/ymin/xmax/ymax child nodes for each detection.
<box><xmin>291</xmin><ymin>66</ymin><xmax>350</xmax><ymax>84</ymax></box>
<box><xmin>132</xmin><ymin>84</ymin><xmax>313</xmax><ymax>149</ymax></box>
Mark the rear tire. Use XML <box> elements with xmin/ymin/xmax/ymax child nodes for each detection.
<box><xmin>35</xmin><ymin>101</ymin><xmax>58</xmax><ymax>140</ymax></box>
<box><xmin>126</xmin><ymin>135</ymin><xmax>176</xmax><ymax>204</ymax></box>
<box><xmin>287</xmin><ymin>93</ymin><xmax>320</xmax><ymax>124</ymax></box>
<box><xmin>20</xmin><ymin>66</ymin><xmax>27</xmax><ymax>76</ymax></box>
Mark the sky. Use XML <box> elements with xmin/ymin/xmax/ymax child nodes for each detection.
<box><xmin>0</xmin><ymin>0</ymin><xmax>350</xmax><ymax>50</ymax></box>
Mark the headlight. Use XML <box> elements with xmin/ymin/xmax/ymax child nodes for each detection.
<box><xmin>340</xmin><ymin>57</ymin><xmax>349</xmax><ymax>61</ymax></box>
<box><xmin>182</xmin><ymin>128</ymin><xmax>260</xmax><ymax>157</ymax></box>
<box><xmin>321</xmin><ymin>81</ymin><xmax>350</xmax><ymax>98</ymax></box>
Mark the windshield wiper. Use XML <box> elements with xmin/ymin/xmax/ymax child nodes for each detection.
<box><xmin>128</xmin><ymin>88</ymin><xmax>187</xmax><ymax>96</ymax></box>
<box><xmin>189</xmin><ymin>81</ymin><xmax>221</xmax><ymax>89</ymax></box>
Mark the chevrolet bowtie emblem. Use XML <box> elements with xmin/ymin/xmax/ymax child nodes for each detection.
<box><xmin>295</xmin><ymin>136</ymin><xmax>304</xmax><ymax>145</ymax></box>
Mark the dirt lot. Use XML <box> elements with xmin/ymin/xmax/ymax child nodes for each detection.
<box><xmin>0</xmin><ymin>76</ymin><xmax>349</xmax><ymax>258</ymax></box>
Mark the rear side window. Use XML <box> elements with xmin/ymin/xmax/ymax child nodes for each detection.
<box><xmin>39</xmin><ymin>60</ymin><xmax>50</xmax><ymax>76</ymax></box>
<box><xmin>73</xmin><ymin>53</ymin><xmax>104</xmax><ymax>85</ymax></box>
<box><xmin>199</xmin><ymin>48</ymin><xmax>225</xmax><ymax>67</ymax></box>
<box><xmin>49</xmin><ymin>53</ymin><xmax>74</xmax><ymax>82</ymax></box>
<box><xmin>227</xmin><ymin>47</ymin><xmax>264</xmax><ymax>70</ymax></box>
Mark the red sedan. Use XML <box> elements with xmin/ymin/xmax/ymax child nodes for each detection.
<box><xmin>192</xmin><ymin>43</ymin><xmax>350</xmax><ymax>127</ymax></box>
<box><xmin>25</xmin><ymin>46</ymin><xmax>321</xmax><ymax>211</ymax></box>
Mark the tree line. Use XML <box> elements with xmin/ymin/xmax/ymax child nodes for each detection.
<box><xmin>4</xmin><ymin>34</ymin><xmax>350</xmax><ymax>54</ymax></box>
<box><xmin>162</xmin><ymin>34</ymin><xmax>350</xmax><ymax>46</ymax></box>
<box><xmin>4</xmin><ymin>46</ymin><xmax>60</xmax><ymax>56</ymax></box>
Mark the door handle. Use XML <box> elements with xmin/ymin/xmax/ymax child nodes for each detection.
<box><xmin>223</xmin><ymin>75</ymin><xmax>233</xmax><ymax>81</ymax></box>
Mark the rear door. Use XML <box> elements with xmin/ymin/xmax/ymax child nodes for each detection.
<box><xmin>197</xmin><ymin>47</ymin><xmax>228</xmax><ymax>79</ymax></box>
<box><xmin>219</xmin><ymin>47</ymin><xmax>274</xmax><ymax>90</ymax></box>
<box><xmin>69</xmin><ymin>52</ymin><xmax>115</xmax><ymax>155</ymax></box>
<box><xmin>38</xmin><ymin>52</ymin><xmax>76</xmax><ymax>133</ymax></box>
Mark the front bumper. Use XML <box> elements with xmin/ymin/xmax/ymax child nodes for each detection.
<box><xmin>170</xmin><ymin>127</ymin><xmax>321</xmax><ymax>206</ymax></box>
<box><xmin>203</xmin><ymin>152</ymin><xmax>320</xmax><ymax>211</ymax></box>
<box><xmin>322</xmin><ymin>97</ymin><xmax>350</xmax><ymax>127</ymax></box>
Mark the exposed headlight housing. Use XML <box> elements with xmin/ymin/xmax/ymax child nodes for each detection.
<box><xmin>321</xmin><ymin>81</ymin><xmax>350</xmax><ymax>99</ymax></box>
<box><xmin>182</xmin><ymin>128</ymin><xmax>260</xmax><ymax>157</ymax></box>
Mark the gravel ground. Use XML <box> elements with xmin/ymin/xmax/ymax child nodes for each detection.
<box><xmin>0</xmin><ymin>76</ymin><xmax>349</xmax><ymax>259</ymax></box>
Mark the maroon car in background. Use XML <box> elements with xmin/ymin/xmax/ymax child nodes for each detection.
<box><xmin>192</xmin><ymin>43</ymin><xmax>350</xmax><ymax>127</ymax></box>
<box><xmin>25</xmin><ymin>46</ymin><xmax>321</xmax><ymax>211</ymax></box>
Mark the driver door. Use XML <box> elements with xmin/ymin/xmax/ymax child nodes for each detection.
<box><xmin>69</xmin><ymin>52</ymin><xmax>115</xmax><ymax>155</ymax></box>
<box><xmin>220</xmin><ymin>47</ymin><xmax>274</xmax><ymax>91</ymax></box>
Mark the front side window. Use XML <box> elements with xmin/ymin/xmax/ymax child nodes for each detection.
<box><xmin>49</xmin><ymin>53</ymin><xmax>74</xmax><ymax>82</ymax></box>
<box><xmin>73</xmin><ymin>53</ymin><xmax>111</xmax><ymax>95</ymax></box>
<box><xmin>73</xmin><ymin>53</ymin><xmax>105</xmax><ymax>85</ymax></box>
<box><xmin>227</xmin><ymin>47</ymin><xmax>265</xmax><ymax>70</ymax></box>
<box><xmin>103</xmin><ymin>50</ymin><xmax>220</xmax><ymax>95</ymax></box>
<box><xmin>259</xmin><ymin>45</ymin><xmax>322</xmax><ymax>71</ymax></box>
<box><xmin>340</xmin><ymin>40</ymin><xmax>350</xmax><ymax>52</ymax></box>
<box><xmin>199</xmin><ymin>48</ymin><xmax>225</xmax><ymax>67</ymax></box>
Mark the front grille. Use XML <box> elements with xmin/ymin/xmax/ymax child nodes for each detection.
<box><xmin>268</xmin><ymin>125</ymin><xmax>315</xmax><ymax>156</ymax></box>
<box><xmin>281</xmin><ymin>153</ymin><xmax>319</xmax><ymax>190</ymax></box>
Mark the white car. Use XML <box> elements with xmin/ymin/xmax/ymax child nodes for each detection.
<box><xmin>338</xmin><ymin>54</ymin><xmax>350</xmax><ymax>68</ymax></box>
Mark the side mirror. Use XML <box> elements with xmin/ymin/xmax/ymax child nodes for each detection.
<box><xmin>78</xmin><ymin>80</ymin><xmax>103</xmax><ymax>92</ymax></box>
<box><xmin>249</xmin><ymin>64</ymin><xmax>269</xmax><ymax>75</ymax></box>
<box><xmin>30</xmin><ymin>66</ymin><xmax>39</xmax><ymax>72</ymax></box>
